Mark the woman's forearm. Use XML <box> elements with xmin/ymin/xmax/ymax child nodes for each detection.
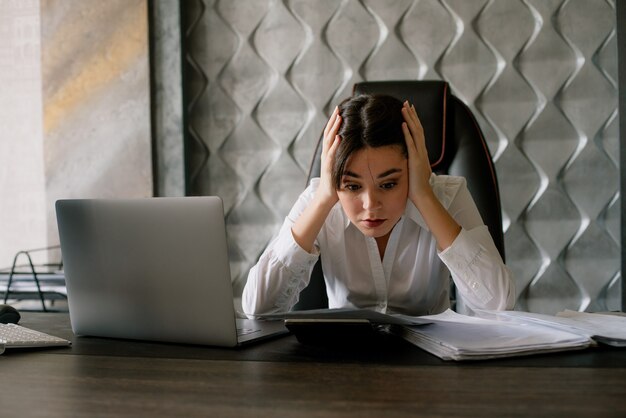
<box><xmin>291</xmin><ymin>195</ymin><xmax>336</xmax><ymax>253</ymax></box>
<box><xmin>412</xmin><ymin>188</ymin><xmax>461</xmax><ymax>251</ymax></box>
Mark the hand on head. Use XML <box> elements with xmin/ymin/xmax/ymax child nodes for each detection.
<box><xmin>317</xmin><ymin>100</ymin><xmax>431</xmax><ymax>209</ymax></box>
<box><xmin>401</xmin><ymin>101</ymin><xmax>432</xmax><ymax>206</ymax></box>
<box><xmin>291</xmin><ymin>107</ymin><xmax>343</xmax><ymax>254</ymax></box>
<box><xmin>316</xmin><ymin>106</ymin><xmax>342</xmax><ymax>206</ymax></box>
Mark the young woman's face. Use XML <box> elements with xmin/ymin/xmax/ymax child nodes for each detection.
<box><xmin>337</xmin><ymin>145</ymin><xmax>408</xmax><ymax>240</ymax></box>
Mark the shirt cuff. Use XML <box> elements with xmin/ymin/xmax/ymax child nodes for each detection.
<box><xmin>439</xmin><ymin>226</ymin><xmax>494</xmax><ymax>303</ymax></box>
<box><xmin>271</xmin><ymin>226</ymin><xmax>320</xmax><ymax>275</ymax></box>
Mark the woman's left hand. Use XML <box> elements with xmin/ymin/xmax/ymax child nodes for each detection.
<box><xmin>401</xmin><ymin>101</ymin><xmax>432</xmax><ymax>206</ymax></box>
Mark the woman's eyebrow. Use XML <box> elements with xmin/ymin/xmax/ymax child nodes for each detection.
<box><xmin>342</xmin><ymin>168</ymin><xmax>403</xmax><ymax>179</ymax></box>
<box><xmin>343</xmin><ymin>170</ymin><xmax>361</xmax><ymax>178</ymax></box>
<box><xmin>376</xmin><ymin>168</ymin><xmax>403</xmax><ymax>178</ymax></box>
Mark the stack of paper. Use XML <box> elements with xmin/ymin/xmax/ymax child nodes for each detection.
<box><xmin>481</xmin><ymin>310</ymin><xmax>626</xmax><ymax>347</ymax></box>
<box><xmin>391</xmin><ymin>309</ymin><xmax>592</xmax><ymax>361</ymax></box>
<box><xmin>556</xmin><ymin>310</ymin><xmax>626</xmax><ymax>346</ymax></box>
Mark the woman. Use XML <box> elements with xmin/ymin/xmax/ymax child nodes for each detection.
<box><xmin>242</xmin><ymin>94</ymin><xmax>515</xmax><ymax>316</ymax></box>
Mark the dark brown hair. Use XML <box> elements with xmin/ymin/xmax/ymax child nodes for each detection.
<box><xmin>332</xmin><ymin>94</ymin><xmax>408</xmax><ymax>188</ymax></box>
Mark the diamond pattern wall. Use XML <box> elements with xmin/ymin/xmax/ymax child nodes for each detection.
<box><xmin>181</xmin><ymin>0</ymin><xmax>620</xmax><ymax>313</ymax></box>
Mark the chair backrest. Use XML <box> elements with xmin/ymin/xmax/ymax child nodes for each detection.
<box><xmin>294</xmin><ymin>80</ymin><xmax>504</xmax><ymax>310</ymax></box>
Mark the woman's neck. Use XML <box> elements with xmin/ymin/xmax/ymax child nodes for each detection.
<box><xmin>375</xmin><ymin>232</ymin><xmax>391</xmax><ymax>260</ymax></box>
<box><xmin>374</xmin><ymin>218</ymin><xmax>403</xmax><ymax>260</ymax></box>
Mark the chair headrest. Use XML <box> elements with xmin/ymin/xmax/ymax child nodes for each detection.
<box><xmin>353</xmin><ymin>81</ymin><xmax>449</xmax><ymax>170</ymax></box>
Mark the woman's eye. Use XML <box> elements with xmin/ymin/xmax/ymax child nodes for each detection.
<box><xmin>380</xmin><ymin>182</ymin><xmax>397</xmax><ymax>190</ymax></box>
<box><xmin>343</xmin><ymin>184</ymin><xmax>361</xmax><ymax>191</ymax></box>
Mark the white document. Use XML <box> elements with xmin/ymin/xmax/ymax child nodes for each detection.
<box><xmin>393</xmin><ymin>309</ymin><xmax>592</xmax><ymax>361</ymax></box>
<box><xmin>556</xmin><ymin>310</ymin><xmax>626</xmax><ymax>347</ymax></box>
<box><xmin>478</xmin><ymin>310</ymin><xmax>626</xmax><ymax>347</ymax></box>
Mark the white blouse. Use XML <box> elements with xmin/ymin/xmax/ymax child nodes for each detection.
<box><xmin>242</xmin><ymin>174</ymin><xmax>515</xmax><ymax>317</ymax></box>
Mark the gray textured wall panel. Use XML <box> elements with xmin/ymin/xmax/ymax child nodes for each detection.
<box><xmin>182</xmin><ymin>0</ymin><xmax>620</xmax><ymax>313</ymax></box>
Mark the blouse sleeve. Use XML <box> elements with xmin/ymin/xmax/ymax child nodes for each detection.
<box><xmin>436</xmin><ymin>177</ymin><xmax>516</xmax><ymax>314</ymax></box>
<box><xmin>241</xmin><ymin>180</ymin><xmax>321</xmax><ymax>317</ymax></box>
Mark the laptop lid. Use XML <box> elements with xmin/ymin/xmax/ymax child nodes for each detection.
<box><xmin>55</xmin><ymin>197</ymin><xmax>281</xmax><ymax>347</ymax></box>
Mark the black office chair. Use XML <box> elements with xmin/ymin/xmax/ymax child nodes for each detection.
<box><xmin>293</xmin><ymin>80</ymin><xmax>504</xmax><ymax>310</ymax></box>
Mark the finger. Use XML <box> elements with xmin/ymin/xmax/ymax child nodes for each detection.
<box><xmin>323</xmin><ymin>106</ymin><xmax>338</xmax><ymax>137</ymax></box>
<box><xmin>330</xmin><ymin>114</ymin><xmax>342</xmax><ymax>138</ymax></box>
<box><xmin>403</xmin><ymin>102</ymin><xmax>421</xmax><ymax>129</ymax></box>
<box><xmin>409</xmin><ymin>104</ymin><xmax>428</xmax><ymax>155</ymax></box>
<box><xmin>401</xmin><ymin>106</ymin><xmax>419</xmax><ymax>145</ymax></box>
<box><xmin>411</xmin><ymin>106</ymin><xmax>426</xmax><ymax>141</ymax></box>
<box><xmin>323</xmin><ymin>107</ymin><xmax>339</xmax><ymax>138</ymax></box>
<box><xmin>324</xmin><ymin>115</ymin><xmax>342</xmax><ymax>154</ymax></box>
<box><xmin>407</xmin><ymin>103</ymin><xmax>420</xmax><ymax>124</ymax></box>
<box><xmin>402</xmin><ymin>122</ymin><xmax>417</xmax><ymax>157</ymax></box>
<box><xmin>322</xmin><ymin>136</ymin><xmax>340</xmax><ymax>182</ymax></box>
<box><xmin>402</xmin><ymin>104</ymin><xmax>424</xmax><ymax>149</ymax></box>
<box><xmin>322</xmin><ymin>122</ymin><xmax>341</xmax><ymax>162</ymax></box>
<box><xmin>329</xmin><ymin>135</ymin><xmax>341</xmax><ymax>157</ymax></box>
<box><xmin>401</xmin><ymin>102</ymin><xmax>421</xmax><ymax>131</ymax></box>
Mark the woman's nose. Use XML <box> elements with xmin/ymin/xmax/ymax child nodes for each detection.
<box><xmin>362</xmin><ymin>189</ymin><xmax>381</xmax><ymax>210</ymax></box>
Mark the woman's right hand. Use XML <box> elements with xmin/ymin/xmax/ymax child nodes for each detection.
<box><xmin>316</xmin><ymin>106</ymin><xmax>342</xmax><ymax>206</ymax></box>
<box><xmin>291</xmin><ymin>107</ymin><xmax>342</xmax><ymax>253</ymax></box>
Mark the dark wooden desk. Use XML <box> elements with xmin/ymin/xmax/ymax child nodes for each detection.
<box><xmin>1</xmin><ymin>313</ymin><xmax>625</xmax><ymax>417</ymax></box>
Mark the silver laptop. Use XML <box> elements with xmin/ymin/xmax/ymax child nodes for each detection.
<box><xmin>55</xmin><ymin>197</ymin><xmax>287</xmax><ymax>347</ymax></box>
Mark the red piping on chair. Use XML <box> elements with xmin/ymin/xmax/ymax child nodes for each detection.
<box><xmin>431</xmin><ymin>83</ymin><xmax>447</xmax><ymax>169</ymax></box>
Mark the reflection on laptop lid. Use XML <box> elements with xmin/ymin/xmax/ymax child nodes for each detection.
<box><xmin>55</xmin><ymin>197</ymin><xmax>286</xmax><ymax>347</ymax></box>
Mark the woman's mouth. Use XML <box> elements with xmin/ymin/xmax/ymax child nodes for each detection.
<box><xmin>361</xmin><ymin>219</ymin><xmax>385</xmax><ymax>228</ymax></box>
